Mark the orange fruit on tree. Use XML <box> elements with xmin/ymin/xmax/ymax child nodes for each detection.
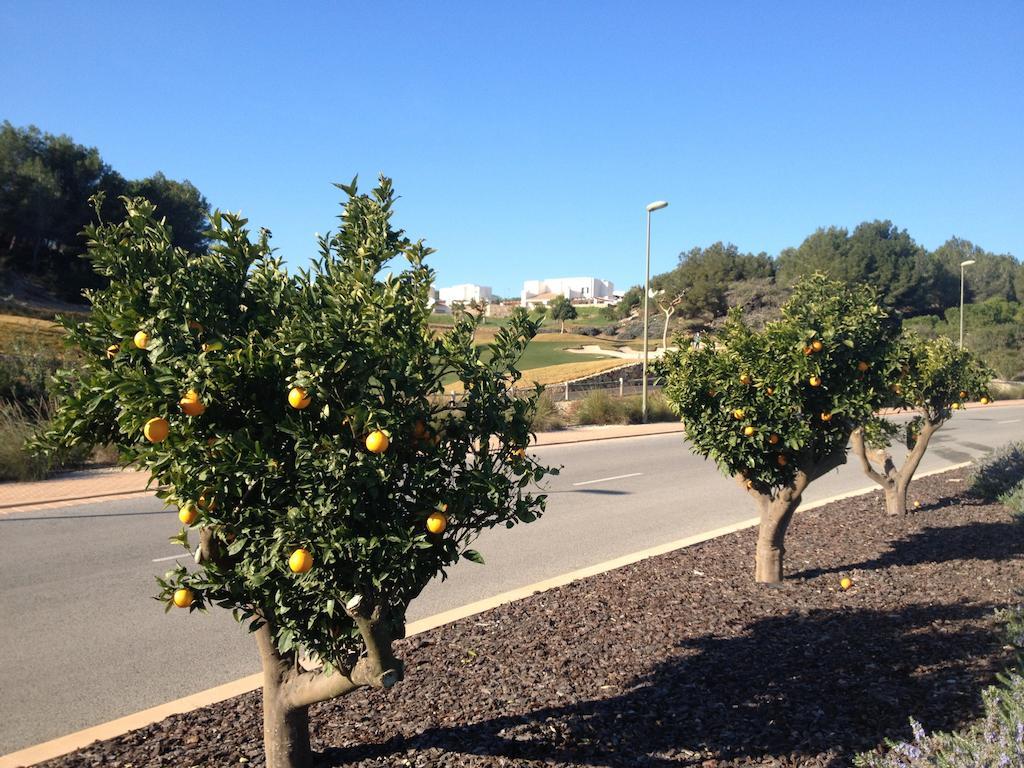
<box><xmin>811</xmin><ymin>340</ymin><xmax>823</xmax><ymax>352</ymax></box>
<box><xmin>768</xmin><ymin>433</ymin><xmax>780</xmax><ymax>445</ymax></box>
<box><xmin>143</xmin><ymin>417</ymin><xmax>169</xmax><ymax>443</ymax></box>
<box><xmin>839</xmin><ymin>577</ymin><xmax>853</xmax><ymax>591</ymax></box>
<box><xmin>198</xmin><ymin>493</ymin><xmax>216</xmax><ymax>511</ymax></box>
<box><xmin>288</xmin><ymin>386</ymin><xmax>311</xmax><ymax>410</ymax></box>
<box><xmin>105</xmin><ymin>344</ymin><xmax>119</xmax><ymax>360</ymax></box>
<box><xmin>776</xmin><ymin>454</ymin><xmax>788</xmax><ymax>467</ymax></box>
<box><xmin>739</xmin><ymin>373</ymin><xmax>752</xmax><ymax>385</ymax></box>
<box><xmin>980</xmin><ymin>396</ymin><xmax>990</xmax><ymax>405</ymax></box>
<box><xmin>808</xmin><ymin>375</ymin><xmax>822</xmax><ymax>387</ymax></box>
<box><xmin>514</xmin><ymin>447</ymin><xmax>527</xmax><ymax>459</ymax></box>
<box><xmin>133</xmin><ymin>330</ymin><xmax>150</xmax><ymax>349</ymax></box>
<box><xmin>743</xmin><ymin>425</ymin><xmax>756</xmax><ymax>437</ymax></box>
<box><xmin>959</xmin><ymin>390</ymin><xmax>968</xmax><ymax>399</ymax></box>
<box><xmin>179</xmin><ymin>390</ymin><xmax>206</xmax><ymax>416</ymax></box>
<box><xmin>178</xmin><ymin>503</ymin><xmax>198</xmax><ymax>526</ymax></box>
<box><xmin>289</xmin><ymin>548</ymin><xmax>313</xmax><ymax>574</ymax></box>
<box><xmin>803</xmin><ymin>346</ymin><xmax>813</xmax><ymax>356</ymax></box>
<box><xmin>951</xmin><ymin>402</ymin><xmax>961</xmax><ymax>410</ymax></box>
<box><xmin>732</xmin><ymin>408</ymin><xmax>745</xmax><ymax>420</ymax></box>
<box><xmin>765</xmin><ymin>387</ymin><xmax>774</xmax><ymax>396</ymax></box>
<box><xmin>187</xmin><ymin>320</ymin><xmax>204</xmax><ymax>333</ymax></box>
<box><xmin>857</xmin><ymin>361</ymin><xmax>870</xmax><ymax>372</ymax></box>
<box><xmin>365</xmin><ymin>430</ymin><xmax>390</xmax><ymax>454</ymax></box>
<box><xmin>426</xmin><ymin>511</ymin><xmax>448</xmax><ymax>534</ymax></box>
<box><xmin>412</xmin><ymin>420</ymin><xmax>429</xmax><ymax>440</ymax></box>
<box><xmin>820</xmin><ymin>411</ymin><xmax>833</xmax><ymax>422</ymax></box>
<box><xmin>173</xmin><ymin>588</ymin><xmax>194</xmax><ymax>608</ymax></box>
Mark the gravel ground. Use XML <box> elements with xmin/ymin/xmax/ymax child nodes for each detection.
<box><xmin>32</xmin><ymin>467</ymin><xmax>1024</xmax><ymax>767</ymax></box>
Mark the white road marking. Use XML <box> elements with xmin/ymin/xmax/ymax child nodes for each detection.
<box><xmin>572</xmin><ymin>472</ymin><xmax>643</xmax><ymax>487</ymax></box>
<box><xmin>998</xmin><ymin>419</ymin><xmax>1021</xmax><ymax>424</ymax></box>
<box><xmin>152</xmin><ymin>554</ymin><xmax>186</xmax><ymax>563</ymax></box>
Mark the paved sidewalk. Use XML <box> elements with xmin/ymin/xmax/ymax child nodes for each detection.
<box><xmin>2</xmin><ymin>399</ymin><xmax>1019</xmax><ymax>515</ymax></box>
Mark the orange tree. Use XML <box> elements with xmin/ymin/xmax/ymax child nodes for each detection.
<box><xmin>658</xmin><ymin>274</ymin><xmax>898</xmax><ymax>583</ymax></box>
<box><xmin>851</xmin><ymin>333</ymin><xmax>993</xmax><ymax>515</ymax></box>
<box><xmin>37</xmin><ymin>177</ymin><xmax>554</xmax><ymax>768</ymax></box>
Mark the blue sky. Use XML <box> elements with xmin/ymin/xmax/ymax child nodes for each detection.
<box><xmin>3</xmin><ymin>2</ymin><xmax>1022</xmax><ymax>296</ymax></box>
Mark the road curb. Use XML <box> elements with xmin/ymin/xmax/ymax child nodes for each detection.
<box><xmin>0</xmin><ymin>459</ymin><xmax>973</xmax><ymax>767</ymax></box>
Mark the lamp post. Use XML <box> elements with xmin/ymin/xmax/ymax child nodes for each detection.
<box><xmin>642</xmin><ymin>200</ymin><xmax>668</xmax><ymax>422</ymax></box>
<box><xmin>959</xmin><ymin>259</ymin><xmax>976</xmax><ymax>349</ymax></box>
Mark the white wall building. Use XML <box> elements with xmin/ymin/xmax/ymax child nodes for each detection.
<box><xmin>437</xmin><ymin>283</ymin><xmax>493</xmax><ymax>304</ymax></box>
<box><xmin>520</xmin><ymin>277</ymin><xmax>615</xmax><ymax>307</ymax></box>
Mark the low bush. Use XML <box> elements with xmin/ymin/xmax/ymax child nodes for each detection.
<box><xmin>576</xmin><ymin>326</ymin><xmax>602</xmax><ymax>337</ymax></box>
<box><xmin>857</xmin><ymin>601</ymin><xmax>1024</xmax><ymax>767</ymax></box>
<box><xmin>575</xmin><ymin>390</ymin><xmax>675</xmax><ymax>425</ymax></box>
<box><xmin>991</xmin><ymin>380</ymin><xmax>1024</xmax><ymax>400</ymax></box>
<box><xmin>0</xmin><ymin>401</ymin><xmax>49</xmax><ymax>481</ymax></box>
<box><xmin>530</xmin><ymin>391</ymin><xmax>565</xmax><ymax>431</ymax></box>
<box><xmin>1001</xmin><ymin>482</ymin><xmax>1024</xmax><ymax>518</ymax></box>
<box><xmin>971</xmin><ymin>442</ymin><xmax>1024</xmax><ymax>501</ymax></box>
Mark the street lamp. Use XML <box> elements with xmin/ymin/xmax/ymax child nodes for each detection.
<box><xmin>959</xmin><ymin>259</ymin><xmax>976</xmax><ymax>349</ymax></box>
<box><xmin>642</xmin><ymin>200</ymin><xmax>669</xmax><ymax>422</ymax></box>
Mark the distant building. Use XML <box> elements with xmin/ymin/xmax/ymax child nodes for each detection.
<box><xmin>520</xmin><ymin>277</ymin><xmax>615</xmax><ymax>307</ymax></box>
<box><xmin>438</xmin><ymin>283</ymin><xmax>493</xmax><ymax>304</ymax></box>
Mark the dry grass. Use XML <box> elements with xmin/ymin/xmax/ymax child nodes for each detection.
<box><xmin>0</xmin><ymin>313</ymin><xmax>66</xmax><ymax>354</ymax></box>
<box><xmin>445</xmin><ymin>359</ymin><xmax>626</xmax><ymax>393</ymax></box>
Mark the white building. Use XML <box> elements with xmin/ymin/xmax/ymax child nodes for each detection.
<box><xmin>437</xmin><ymin>283</ymin><xmax>493</xmax><ymax>304</ymax></box>
<box><xmin>520</xmin><ymin>277</ymin><xmax>615</xmax><ymax>307</ymax></box>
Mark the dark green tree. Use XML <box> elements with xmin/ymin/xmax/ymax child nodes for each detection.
<box><xmin>548</xmin><ymin>294</ymin><xmax>577</xmax><ymax>333</ymax></box>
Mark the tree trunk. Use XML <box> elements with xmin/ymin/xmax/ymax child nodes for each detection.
<box><xmin>263</xmin><ymin>688</ymin><xmax>312</xmax><ymax>768</ymax></box>
<box><xmin>755</xmin><ymin>494</ymin><xmax>800</xmax><ymax>584</ymax></box>
<box><xmin>559</xmin><ymin>319</ymin><xmax>565</xmax><ymax>333</ymax></box>
<box><xmin>252</xmin><ymin>597</ymin><xmax>404</xmax><ymax>768</ymax></box>
<box><xmin>851</xmin><ymin>421</ymin><xmax>940</xmax><ymax>516</ymax></box>
<box><xmin>257</xmin><ymin>626</ymin><xmax>314</xmax><ymax>768</ymax></box>
<box><xmin>884</xmin><ymin>484</ymin><xmax>907</xmax><ymax>516</ymax></box>
<box><xmin>661</xmin><ymin>308</ymin><xmax>676</xmax><ymax>351</ymax></box>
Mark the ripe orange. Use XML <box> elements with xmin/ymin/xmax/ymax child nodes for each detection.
<box><xmin>768</xmin><ymin>433</ymin><xmax>780</xmax><ymax>445</ymax></box>
<box><xmin>732</xmin><ymin>408</ymin><xmax>745</xmax><ymax>420</ymax></box>
<box><xmin>172</xmin><ymin>588</ymin><xmax>194</xmax><ymax>608</ymax></box>
<box><xmin>765</xmin><ymin>387</ymin><xmax>774</xmax><ymax>396</ymax></box>
<box><xmin>820</xmin><ymin>411</ymin><xmax>833</xmax><ymax>422</ymax></box>
<box><xmin>198</xmin><ymin>493</ymin><xmax>216</xmax><ymax>511</ymax></box>
<box><xmin>959</xmin><ymin>390</ymin><xmax>968</xmax><ymax>399</ymax></box>
<box><xmin>288</xmin><ymin>386</ymin><xmax>311</xmax><ymax>409</ymax></box>
<box><xmin>708</xmin><ymin>388</ymin><xmax>718</xmax><ymax>397</ymax></box>
<box><xmin>143</xmin><ymin>417</ymin><xmax>169</xmax><ymax>443</ymax></box>
<box><xmin>187</xmin><ymin>320</ymin><xmax>204</xmax><ymax>333</ymax></box>
<box><xmin>743</xmin><ymin>425</ymin><xmax>756</xmax><ymax>436</ymax></box>
<box><xmin>514</xmin><ymin>447</ymin><xmax>527</xmax><ymax>459</ymax></box>
<box><xmin>776</xmin><ymin>454</ymin><xmax>788</xmax><ymax>467</ymax></box>
<box><xmin>178</xmin><ymin>503</ymin><xmax>198</xmax><ymax>526</ymax></box>
<box><xmin>839</xmin><ymin>577</ymin><xmax>853</xmax><ymax>591</ymax></box>
<box><xmin>289</xmin><ymin>548</ymin><xmax>313</xmax><ymax>574</ymax></box>
<box><xmin>105</xmin><ymin>344</ymin><xmax>119</xmax><ymax>360</ymax></box>
<box><xmin>857</xmin><ymin>361</ymin><xmax>870</xmax><ymax>372</ymax></box>
<box><xmin>951</xmin><ymin>402</ymin><xmax>961</xmax><ymax>410</ymax></box>
<box><xmin>366</xmin><ymin>430</ymin><xmax>390</xmax><ymax>454</ymax></box>
<box><xmin>808</xmin><ymin>375</ymin><xmax>822</xmax><ymax>388</ymax></box>
<box><xmin>739</xmin><ymin>373</ymin><xmax>752</xmax><ymax>385</ymax></box>
<box><xmin>133</xmin><ymin>330</ymin><xmax>150</xmax><ymax>349</ymax></box>
<box><xmin>426</xmin><ymin>512</ymin><xmax>448</xmax><ymax>534</ymax></box>
<box><xmin>412</xmin><ymin>420</ymin><xmax>429</xmax><ymax>440</ymax></box>
<box><xmin>980</xmin><ymin>396</ymin><xmax>990</xmax><ymax>405</ymax></box>
<box><xmin>803</xmin><ymin>346</ymin><xmax>813</xmax><ymax>356</ymax></box>
<box><xmin>811</xmin><ymin>340</ymin><xmax>824</xmax><ymax>352</ymax></box>
<box><xmin>179</xmin><ymin>390</ymin><xmax>206</xmax><ymax>416</ymax></box>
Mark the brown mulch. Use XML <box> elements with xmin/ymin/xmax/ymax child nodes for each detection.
<box><xmin>34</xmin><ymin>467</ymin><xmax>1024</xmax><ymax>767</ymax></box>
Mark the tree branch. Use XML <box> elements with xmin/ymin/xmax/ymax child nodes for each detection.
<box><xmin>283</xmin><ymin>595</ymin><xmax>404</xmax><ymax>710</ymax></box>
<box><xmin>850</xmin><ymin>428</ymin><xmax>891</xmax><ymax>487</ymax></box>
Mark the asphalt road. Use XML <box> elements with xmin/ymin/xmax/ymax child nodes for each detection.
<box><xmin>1</xmin><ymin>405</ymin><xmax>1022</xmax><ymax>754</ymax></box>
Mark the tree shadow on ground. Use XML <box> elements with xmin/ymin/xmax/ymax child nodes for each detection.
<box><xmin>792</xmin><ymin>516</ymin><xmax>1024</xmax><ymax>581</ymax></box>
<box><xmin>317</xmin><ymin>601</ymin><xmax>1004</xmax><ymax>767</ymax></box>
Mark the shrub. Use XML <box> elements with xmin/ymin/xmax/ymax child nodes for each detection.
<box><xmin>576</xmin><ymin>390</ymin><xmax>625</xmax><ymax>425</ymax></box>
<box><xmin>0</xmin><ymin>401</ymin><xmax>49</xmax><ymax>481</ymax></box>
<box><xmin>971</xmin><ymin>442</ymin><xmax>1024</xmax><ymax>501</ymax></box>
<box><xmin>576</xmin><ymin>326</ymin><xmax>602</xmax><ymax>337</ymax></box>
<box><xmin>531</xmin><ymin>391</ymin><xmax>565</xmax><ymax>431</ymax></box>
<box><xmin>1002</xmin><ymin>483</ymin><xmax>1024</xmax><ymax>518</ymax></box>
